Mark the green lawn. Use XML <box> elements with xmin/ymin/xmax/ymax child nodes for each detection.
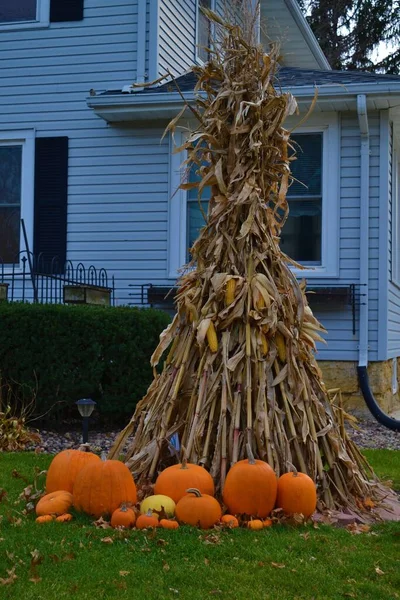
<box><xmin>0</xmin><ymin>451</ymin><xmax>399</xmax><ymax>600</ymax></box>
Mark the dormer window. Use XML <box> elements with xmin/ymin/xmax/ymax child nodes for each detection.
<box><xmin>197</xmin><ymin>0</ymin><xmax>215</xmax><ymax>63</ymax></box>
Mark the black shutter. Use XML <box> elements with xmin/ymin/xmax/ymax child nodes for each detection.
<box><xmin>34</xmin><ymin>137</ymin><xmax>68</xmax><ymax>272</ymax></box>
<box><xmin>50</xmin><ymin>0</ymin><xmax>84</xmax><ymax>22</ymax></box>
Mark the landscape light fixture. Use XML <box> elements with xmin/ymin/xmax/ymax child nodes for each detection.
<box><xmin>76</xmin><ymin>398</ymin><xmax>97</xmax><ymax>444</ymax></box>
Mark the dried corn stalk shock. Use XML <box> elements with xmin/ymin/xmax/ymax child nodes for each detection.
<box><xmin>109</xmin><ymin>7</ymin><xmax>399</xmax><ymax>519</ymax></box>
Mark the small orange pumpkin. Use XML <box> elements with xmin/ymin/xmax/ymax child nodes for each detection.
<box><xmin>276</xmin><ymin>470</ymin><xmax>317</xmax><ymax>518</ymax></box>
<box><xmin>221</xmin><ymin>514</ymin><xmax>239</xmax><ymax>528</ymax></box>
<box><xmin>136</xmin><ymin>510</ymin><xmax>159</xmax><ymax>529</ymax></box>
<box><xmin>36</xmin><ymin>515</ymin><xmax>55</xmax><ymax>524</ymax></box>
<box><xmin>111</xmin><ymin>504</ymin><xmax>136</xmax><ymax>529</ymax></box>
<box><xmin>262</xmin><ymin>518</ymin><xmax>273</xmax><ymax>528</ymax></box>
<box><xmin>159</xmin><ymin>519</ymin><xmax>180</xmax><ymax>530</ymax></box>
<box><xmin>247</xmin><ymin>519</ymin><xmax>263</xmax><ymax>530</ymax></box>
<box><xmin>175</xmin><ymin>488</ymin><xmax>222</xmax><ymax>529</ymax></box>
<box><xmin>55</xmin><ymin>513</ymin><xmax>73</xmax><ymax>523</ymax></box>
<box><xmin>36</xmin><ymin>491</ymin><xmax>73</xmax><ymax>516</ymax></box>
<box><xmin>222</xmin><ymin>444</ymin><xmax>277</xmax><ymax>518</ymax></box>
<box><xmin>154</xmin><ymin>458</ymin><xmax>215</xmax><ymax>503</ymax></box>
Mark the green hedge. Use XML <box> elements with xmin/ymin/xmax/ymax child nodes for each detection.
<box><xmin>0</xmin><ymin>303</ymin><xmax>171</xmax><ymax>425</ymax></box>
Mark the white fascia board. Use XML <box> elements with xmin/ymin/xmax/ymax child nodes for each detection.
<box><xmin>283</xmin><ymin>0</ymin><xmax>331</xmax><ymax>70</ymax></box>
<box><xmin>87</xmin><ymin>82</ymin><xmax>400</xmax><ymax>122</ymax></box>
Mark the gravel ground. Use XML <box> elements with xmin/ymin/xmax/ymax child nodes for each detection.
<box><xmin>29</xmin><ymin>414</ymin><xmax>400</xmax><ymax>455</ymax></box>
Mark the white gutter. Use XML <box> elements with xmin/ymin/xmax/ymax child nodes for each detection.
<box><xmin>357</xmin><ymin>94</ymin><xmax>369</xmax><ymax>368</ymax></box>
<box><xmin>283</xmin><ymin>0</ymin><xmax>331</xmax><ymax>70</ymax></box>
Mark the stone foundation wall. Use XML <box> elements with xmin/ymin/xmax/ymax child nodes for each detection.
<box><xmin>318</xmin><ymin>359</ymin><xmax>400</xmax><ymax>417</ymax></box>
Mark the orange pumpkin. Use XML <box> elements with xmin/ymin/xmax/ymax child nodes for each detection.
<box><xmin>262</xmin><ymin>518</ymin><xmax>273</xmax><ymax>528</ymax></box>
<box><xmin>222</xmin><ymin>444</ymin><xmax>277</xmax><ymax>518</ymax></box>
<box><xmin>36</xmin><ymin>515</ymin><xmax>55</xmax><ymax>524</ymax></box>
<box><xmin>73</xmin><ymin>456</ymin><xmax>137</xmax><ymax>518</ymax></box>
<box><xmin>247</xmin><ymin>519</ymin><xmax>263</xmax><ymax>530</ymax></box>
<box><xmin>111</xmin><ymin>504</ymin><xmax>136</xmax><ymax>529</ymax></box>
<box><xmin>136</xmin><ymin>510</ymin><xmax>159</xmax><ymax>529</ymax></box>
<box><xmin>175</xmin><ymin>488</ymin><xmax>222</xmax><ymax>529</ymax></box>
<box><xmin>36</xmin><ymin>491</ymin><xmax>73</xmax><ymax>516</ymax></box>
<box><xmin>154</xmin><ymin>459</ymin><xmax>215</xmax><ymax>503</ymax></box>
<box><xmin>159</xmin><ymin>519</ymin><xmax>180</xmax><ymax>530</ymax></box>
<box><xmin>221</xmin><ymin>514</ymin><xmax>239</xmax><ymax>528</ymax></box>
<box><xmin>46</xmin><ymin>449</ymin><xmax>101</xmax><ymax>493</ymax></box>
<box><xmin>276</xmin><ymin>471</ymin><xmax>317</xmax><ymax>518</ymax></box>
<box><xmin>55</xmin><ymin>513</ymin><xmax>73</xmax><ymax>523</ymax></box>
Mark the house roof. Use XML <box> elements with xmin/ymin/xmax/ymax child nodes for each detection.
<box><xmin>87</xmin><ymin>67</ymin><xmax>400</xmax><ymax>123</ymax></box>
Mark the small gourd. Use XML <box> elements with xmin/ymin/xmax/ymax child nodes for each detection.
<box><xmin>276</xmin><ymin>469</ymin><xmax>317</xmax><ymax>518</ymax></box>
<box><xmin>136</xmin><ymin>510</ymin><xmax>159</xmax><ymax>529</ymax></box>
<box><xmin>140</xmin><ymin>495</ymin><xmax>176</xmax><ymax>518</ymax></box>
<box><xmin>220</xmin><ymin>514</ymin><xmax>239</xmax><ymax>528</ymax></box>
<box><xmin>36</xmin><ymin>515</ymin><xmax>55</xmax><ymax>524</ymax></box>
<box><xmin>111</xmin><ymin>504</ymin><xmax>136</xmax><ymax>529</ymax></box>
<box><xmin>247</xmin><ymin>519</ymin><xmax>264</xmax><ymax>531</ymax></box>
<box><xmin>159</xmin><ymin>519</ymin><xmax>180</xmax><ymax>530</ymax></box>
<box><xmin>36</xmin><ymin>491</ymin><xmax>73</xmax><ymax>516</ymax></box>
<box><xmin>55</xmin><ymin>513</ymin><xmax>73</xmax><ymax>523</ymax></box>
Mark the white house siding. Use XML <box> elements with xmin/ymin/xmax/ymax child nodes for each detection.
<box><xmin>260</xmin><ymin>0</ymin><xmax>324</xmax><ymax>69</ymax></box>
<box><xmin>158</xmin><ymin>0</ymin><xmax>196</xmax><ymax>77</ymax></box>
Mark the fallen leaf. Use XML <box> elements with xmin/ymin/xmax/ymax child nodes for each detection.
<box><xmin>62</xmin><ymin>553</ymin><xmax>76</xmax><ymax>562</ymax></box>
<box><xmin>364</xmin><ymin>497</ymin><xmax>375</xmax><ymax>509</ymax></box>
<box><xmin>204</xmin><ymin>558</ymin><xmax>210</xmax><ymax>566</ymax></box>
<box><xmin>119</xmin><ymin>571</ymin><xmax>130</xmax><ymax>577</ymax></box>
<box><xmin>12</xmin><ymin>470</ymin><xmax>29</xmax><ymax>482</ymax></box>
<box><xmin>271</xmin><ymin>562</ymin><xmax>286</xmax><ymax>569</ymax></box>
<box><xmin>258</xmin><ymin>561</ymin><xmax>265</xmax><ymax>567</ymax></box>
<box><xmin>375</xmin><ymin>567</ymin><xmax>385</xmax><ymax>576</ymax></box>
<box><xmin>300</xmin><ymin>532</ymin><xmax>310</xmax><ymax>540</ymax></box>
<box><xmin>0</xmin><ymin>568</ymin><xmax>17</xmax><ymax>585</ymax></box>
<box><xmin>169</xmin><ymin>589</ymin><xmax>179</xmax><ymax>595</ymax></box>
<box><xmin>156</xmin><ymin>538</ymin><xmax>169</xmax><ymax>547</ymax></box>
<box><xmin>0</xmin><ymin>489</ymin><xmax>7</xmax><ymax>503</ymax></box>
<box><xmin>29</xmin><ymin>575</ymin><xmax>42</xmax><ymax>584</ymax></box>
<box><xmin>346</xmin><ymin>523</ymin><xmax>371</xmax><ymax>535</ymax></box>
<box><xmin>94</xmin><ymin>517</ymin><xmax>111</xmax><ymax>529</ymax></box>
<box><xmin>163</xmin><ymin>561</ymin><xmax>170</xmax><ymax>572</ymax></box>
<box><xmin>101</xmin><ymin>537</ymin><xmax>114</xmax><ymax>544</ymax></box>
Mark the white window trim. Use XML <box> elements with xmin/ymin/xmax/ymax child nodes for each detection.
<box><xmin>0</xmin><ymin>0</ymin><xmax>49</xmax><ymax>31</ymax></box>
<box><xmin>195</xmin><ymin>0</ymin><xmax>216</xmax><ymax>64</ymax></box>
<box><xmin>0</xmin><ymin>129</ymin><xmax>35</xmax><ymax>270</ymax></box>
<box><xmin>167</xmin><ymin>114</ymin><xmax>340</xmax><ymax>280</ymax></box>
<box><xmin>391</xmin><ymin>142</ymin><xmax>400</xmax><ymax>287</ymax></box>
<box><xmin>287</xmin><ymin>114</ymin><xmax>340</xmax><ymax>278</ymax></box>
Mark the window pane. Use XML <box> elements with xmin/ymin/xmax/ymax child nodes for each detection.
<box><xmin>281</xmin><ymin>199</ymin><xmax>322</xmax><ymax>264</ymax></box>
<box><xmin>0</xmin><ymin>207</ymin><xmax>20</xmax><ymax>263</ymax></box>
<box><xmin>187</xmin><ymin>200</ymin><xmax>209</xmax><ymax>260</ymax></box>
<box><xmin>0</xmin><ymin>145</ymin><xmax>22</xmax><ymax>263</ymax></box>
<box><xmin>0</xmin><ymin>0</ymin><xmax>37</xmax><ymax>22</ymax></box>
<box><xmin>198</xmin><ymin>0</ymin><xmax>212</xmax><ymax>61</ymax></box>
<box><xmin>289</xmin><ymin>133</ymin><xmax>322</xmax><ymax>196</ymax></box>
<box><xmin>0</xmin><ymin>146</ymin><xmax>22</xmax><ymax>204</ymax></box>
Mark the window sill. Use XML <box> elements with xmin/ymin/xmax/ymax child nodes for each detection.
<box><xmin>0</xmin><ymin>20</ymin><xmax>49</xmax><ymax>32</ymax></box>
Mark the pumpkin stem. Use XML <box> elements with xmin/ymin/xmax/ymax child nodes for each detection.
<box><xmin>185</xmin><ymin>488</ymin><xmax>202</xmax><ymax>497</ymax></box>
<box><xmin>78</xmin><ymin>443</ymin><xmax>91</xmax><ymax>452</ymax></box>
<box><xmin>286</xmin><ymin>461</ymin><xmax>298</xmax><ymax>476</ymax></box>
<box><xmin>246</xmin><ymin>443</ymin><xmax>256</xmax><ymax>465</ymax></box>
<box><xmin>100</xmin><ymin>451</ymin><xmax>107</xmax><ymax>462</ymax></box>
<box><xmin>180</xmin><ymin>445</ymin><xmax>188</xmax><ymax>469</ymax></box>
<box><xmin>120</xmin><ymin>503</ymin><xmax>128</xmax><ymax>512</ymax></box>
<box><xmin>145</xmin><ymin>509</ymin><xmax>154</xmax><ymax>517</ymax></box>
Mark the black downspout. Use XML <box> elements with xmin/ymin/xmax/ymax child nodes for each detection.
<box><xmin>357</xmin><ymin>366</ymin><xmax>400</xmax><ymax>431</ymax></box>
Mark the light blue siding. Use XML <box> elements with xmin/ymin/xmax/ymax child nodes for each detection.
<box><xmin>159</xmin><ymin>0</ymin><xmax>196</xmax><ymax>77</ymax></box>
<box><xmin>387</xmin><ymin>121</ymin><xmax>400</xmax><ymax>356</ymax></box>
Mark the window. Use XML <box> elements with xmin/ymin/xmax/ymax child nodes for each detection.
<box><xmin>282</xmin><ymin>133</ymin><xmax>323</xmax><ymax>265</ymax></box>
<box><xmin>0</xmin><ymin>0</ymin><xmax>49</xmax><ymax>29</ymax></box>
<box><xmin>196</xmin><ymin>0</ymin><xmax>215</xmax><ymax>63</ymax></box>
<box><xmin>167</xmin><ymin>116</ymin><xmax>339</xmax><ymax>279</ymax></box>
<box><xmin>0</xmin><ymin>131</ymin><xmax>35</xmax><ymax>266</ymax></box>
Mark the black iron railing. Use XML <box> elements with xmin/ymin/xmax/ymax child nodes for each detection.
<box><xmin>0</xmin><ymin>252</ymin><xmax>115</xmax><ymax>305</ymax></box>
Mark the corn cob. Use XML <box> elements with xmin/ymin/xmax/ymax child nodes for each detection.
<box><xmin>225</xmin><ymin>279</ymin><xmax>236</xmax><ymax>306</ymax></box>
<box><xmin>260</xmin><ymin>333</ymin><xmax>268</xmax><ymax>356</ymax></box>
<box><xmin>275</xmin><ymin>332</ymin><xmax>286</xmax><ymax>362</ymax></box>
<box><xmin>256</xmin><ymin>294</ymin><xmax>265</xmax><ymax>310</ymax></box>
<box><xmin>206</xmin><ymin>322</ymin><xmax>218</xmax><ymax>352</ymax></box>
<box><xmin>186</xmin><ymin>303</ymin><xmax>198</xmax><ymax>323</ymax></box>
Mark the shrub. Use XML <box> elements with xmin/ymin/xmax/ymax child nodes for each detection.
<box><xmin>0</xmin><ymin>303</ymin><xmax>171</xmax><ymax>425</ymax></box>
